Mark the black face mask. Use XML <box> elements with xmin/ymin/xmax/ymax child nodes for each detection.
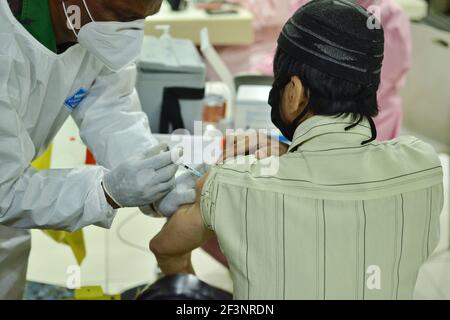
<box><xmin>268</xmin><ymin>80</ymin><xmax>309</xmax><ymax>142</ymax></box>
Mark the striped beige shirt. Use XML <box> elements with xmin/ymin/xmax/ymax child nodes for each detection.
<box><xmin>201</xmin><ymin>115</ymin><xmax>444</xmax><ymax>300</ymax></box>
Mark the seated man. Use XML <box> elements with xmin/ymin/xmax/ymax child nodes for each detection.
<box><xmin>150</xmin><ymin>0</ymin><xmax>444</xmax><ymax>300</ymax></box>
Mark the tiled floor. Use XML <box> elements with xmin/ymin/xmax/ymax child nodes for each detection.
<box><xmin>28</xmin><ymin>208</ymin><xmax>233</xmax><ymax>295</ymax></box>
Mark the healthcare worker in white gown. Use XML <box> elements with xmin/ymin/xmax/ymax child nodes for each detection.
<box><xmin>0</xmin><ymin>0</ymin><xmax>193</xmax><ymax>299</ymax></box>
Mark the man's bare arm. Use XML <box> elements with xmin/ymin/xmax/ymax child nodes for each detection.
<box><xmin>149</xmin><ymin>174</ymin><xmax>214</xmax><ymax>275</ymax></box>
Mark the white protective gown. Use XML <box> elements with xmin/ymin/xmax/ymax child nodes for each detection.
<box><xmin>0</xmin><ymin>1</ymin><xmax>157</xmax><ymax>298</ymax></box>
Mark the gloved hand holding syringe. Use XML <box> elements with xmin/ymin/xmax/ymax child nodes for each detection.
<box><xmin>172</xmin><ymin>145</ymin><xmax>205</xmax><ymax>177</ymax></box>
<box><xmin>139</xmin><ymin>146</ymin><xmax>207</xmax><ymax>218</ymax></box>
<box><xmin>176</xmin><ymin>163</ymin><xmax>204</xmax><ymax>178</ymax></box>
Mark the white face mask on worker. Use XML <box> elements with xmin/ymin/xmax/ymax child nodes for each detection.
<box><xmin>63</xmin><ymin>0</ymin><xmax>145</xmax><ymax>72</ymax></box>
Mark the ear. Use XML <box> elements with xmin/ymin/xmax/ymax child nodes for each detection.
<box><xmin>284</xmin><ymin>75</ymin><xmax>306</xmax><ymax>118</ymax></box>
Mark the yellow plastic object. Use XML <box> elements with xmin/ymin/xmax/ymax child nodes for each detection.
<box><xmin>43</xmin><ymin>230</ymin><xmax>86</xmax><ymax>265</ymax></box>
<box><xmin>74</xmin><ymin>286</ymin><xmax>121</xmax><ymax>300</ymax></box>
<box><xmin>31</xmin><ymin>145</ymin><xmax>53</xmax><ymax>170</ymax></box>
<box><xmin>32</xmin><ymin>145</ymin><xmax>87</xmax><ymax>265</ymax></box>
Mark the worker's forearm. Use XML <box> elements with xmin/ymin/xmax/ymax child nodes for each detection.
<box><xmin>156</xmin><ymin>253</ymin><xmax>195</xmax><ymax>275</ymax></box>
<box><xmin>0</xmin><ymin>166</ymin><xmax>116</xmax><ymax>231</ymax></box>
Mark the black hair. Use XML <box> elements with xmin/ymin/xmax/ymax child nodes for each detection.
<box><xmin>273</xmin><ymin>47</ymin><xmax>380</xmax><ymax>144</ymax></box>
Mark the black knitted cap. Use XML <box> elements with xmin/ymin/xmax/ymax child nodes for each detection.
<box><xmin>278</xmin><ymin>0</ymin><xmax>385</xmax><ymax>86</ymax></box>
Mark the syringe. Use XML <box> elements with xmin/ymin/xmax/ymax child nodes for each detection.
<box><xmin>177</xmin><ymin>163</ymin><xmax>204</xmax><ymax>177</ymax></box>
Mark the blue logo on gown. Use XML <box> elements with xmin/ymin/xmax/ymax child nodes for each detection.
<box><xmin>64</xmin><ymin>88</ymin><xmax>88</xmax><ymax>111</ymax></box>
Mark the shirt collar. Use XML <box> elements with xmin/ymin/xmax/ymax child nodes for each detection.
<box><xmin>19</xmin><ymin>0</ymin><xmax>57</xmax><ymax>52</ymax></box>
<box><xmin>288</xmin><ymin>115</ymin><xmax>374</xmax><ymax>153</ymax></box>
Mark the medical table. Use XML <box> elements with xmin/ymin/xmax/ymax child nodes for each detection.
<box><xmin>144</xmin><ymin>1</ymin><xmax>254</xmax><ymax>45</ymax></box>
